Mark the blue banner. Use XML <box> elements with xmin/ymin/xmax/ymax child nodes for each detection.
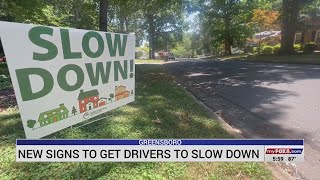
<box><xmin>17</xmin><ymin>139</ymin><xmax>304</xmax><ymax>146</ymax></box>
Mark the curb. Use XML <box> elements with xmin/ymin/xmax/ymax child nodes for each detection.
<box><xmin>181</xmin><ymin>86</ymin><xmax>296</xmax><ymax>180</ymax></box>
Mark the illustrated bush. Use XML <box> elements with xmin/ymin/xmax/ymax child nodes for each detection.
<box><xmin>27</xmin><ymin>120</ymin><xmax>37</xmax><ymax>129</ymax></box>
<box><xmin>261</xmin><ymin>45</ymin><xmax>273</xmax><ymax>55</ymax></box>
<box><xmin>273</xmin><ymin>44</ymin><xmax>281</xmax><ymax>54</ymax></box>
<box><xmin>109</xmin><ymin>93</ymin><xmax>114</xmax><ymax>102</ymax></box>
<box><xmin>303</xmin><ymin>42</ymin><xmax>317</xmax><ymax>54</ymax></box>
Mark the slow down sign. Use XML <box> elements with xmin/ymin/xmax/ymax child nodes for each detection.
<box><xmin>0</xmin><ymin>21</ymin><xmax>135</xmax><ymax>139</ymax></box>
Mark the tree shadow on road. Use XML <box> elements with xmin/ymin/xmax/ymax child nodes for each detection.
<box><xmin>165</xmin><ymin>61</ymin><xmax>320</xmax><ymax>141</ymax></box>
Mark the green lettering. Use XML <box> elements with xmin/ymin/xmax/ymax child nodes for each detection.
<box><xmin>82</xmin><ymin>31</ymin><xmax>104</xmax><ymax>58</ymax></box>
<box><xmin>16</xmin><ymin>68</ymin><xmax>54</xmax><ymax>101</ymax></box>
<box><xmin>85</xmin><ymin>62</ymin><xmax>112</xmax><ymax>86</ymax></box>
<box><xmin>106</xmin><ymin>33</ymin><xmax>127</xmax><ymax>57</ymax></box>
<box><xmin>28</xmin><ymin>26</ymin><xmax>58</xmax><ymax>61</ymax></box>
<box><xmin>57</xmin><ymin>64</ymin><xmax>84</xmax><ymax>91</ymax></box>
<box><xmin>60</xmin><ymin>29</ymin><xmax>82</xmax><ymax>59</ymax></box>
<box><xmin>114</xmin><ymin>60</ymin><xmax>128</xmax><ymax>81</ymax></box>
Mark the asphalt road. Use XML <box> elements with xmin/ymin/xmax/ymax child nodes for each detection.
<box><xmin>165</xmin><ymin>60</ymin><xmax>320</xmax><ymax>180</ymax></box>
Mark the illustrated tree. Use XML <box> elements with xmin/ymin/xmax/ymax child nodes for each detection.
<box><xmin>27</xmin><ymin>120</ymin><xmax>37</xmax><ymax>129</ymax></box>
<box><xmin>109</xmin><ymin>93</ymin><xmax>114</xmax><ymax>102</ymax></box>
<box><xmin>71</xmin><ymin>106</ymin><xmax>77</xmax><ymax>115</ymax></box>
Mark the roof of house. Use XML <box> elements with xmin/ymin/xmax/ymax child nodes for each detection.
<box><xmin>78</xmin><ymin>89</ymin><xmax>99</xmax><ymax>100</ymax></box>
<box><xmin>115</xmin><ymin>85</ymin><xmax>126</xmax><ymax>90</ymax></box>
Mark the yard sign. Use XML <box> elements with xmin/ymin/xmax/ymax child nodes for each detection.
<box><xmin>0</xmin><ymin>21</ymin><xmax>135</xmax><ymax>139</ymax></box>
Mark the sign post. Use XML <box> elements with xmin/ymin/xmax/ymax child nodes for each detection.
<box><xmin>0</xmin><ymin>21</ymin><xmax>135</xmax><ymax>139</ymax></box>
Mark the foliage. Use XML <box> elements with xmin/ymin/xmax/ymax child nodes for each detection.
<box><xmin>135</xmin><ymin>51</ymin><xmax>144</xmax><ymax>59</ymax></box>
<box><xmin>273</xmin><ymin>44</ymin><xmax>281</xmax><ymax>54</ymax></box>
<box><xmin>252</xmin><ymin>9</ymin><xmax>280</xmax><ymax>31</ymax></box>
<box><xmin>200</xmin><ymin>0</ymin><xmax>255</xmax><ymax>55</ymax></box>
<box><xmin>261</xmin><ymin>45</ymin><xmax>273</xmax><ymax>55</ymax></box>
<box><xmin>294</xmin><ymin>44</ymin><xmax>302</xmax><ymax>52</ymax></box>
<box><xmin>142</xmin><ymin>0</ymin><xmax>186</xmax><ymax>58</ymax></box>
<box><xmin>172</xmin><ymin>33</ymin><xmax>196</xmax><ymax>58</ymax></box>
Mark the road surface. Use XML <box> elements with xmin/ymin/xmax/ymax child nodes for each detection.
<box><xmin>165</xmin><ymin>60</ymin><xmax>320</xmax><ymax>180</ymax></box>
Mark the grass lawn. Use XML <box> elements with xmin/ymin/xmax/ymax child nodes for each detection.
<box><xmin>135</xmin><ymin>59</ymin><xmax>164</xmax><ymax>64</ymax></box>
<box><xmin>0</xmin><ymin>64</ymin><xmax>272</xmax><ymax>179</ymax></box>
<box><xmin>218</xmin><ymin>53</ymin><xmax>320</xmax><ymax>65</ymax></box>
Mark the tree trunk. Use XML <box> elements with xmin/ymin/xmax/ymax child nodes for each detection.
<box><xmin>280</xmin><ymin>0</ymin><xmax>300</xmax><ymax>54</ymax></box>
<box><xmin>99</xmin><ymin>0</ymin><xmax>108</xmax><ymax>31</ymax></box>
<box><xmin>224</xmin><ymin>13</ymin><xmax>232</xmax><ymax>55</ymax></box>
<box><xmin>148</xmin><ymin>31</ymin><xmax>155</xmax><ymax>59</ymax></box>
<box><xmin>119</xmin><ymin>18</ymin><xmax>125</xmax><ymax>33</ymax></box>
<box><xmin>147</xmin><ymin>14</ymin><xmax>155</xmax><ymax>59</ymax></box>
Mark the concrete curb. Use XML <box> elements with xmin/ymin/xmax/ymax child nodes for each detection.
<box><xmin>181</xmin><ymin>86</ymin><xmax>296</xmax><ymax>180</ymax></box>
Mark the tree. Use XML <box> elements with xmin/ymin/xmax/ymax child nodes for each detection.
<box><xmin>279</xmin><ymin>0</ymin><xmax>315</xmax><ymax>54</ymax></box>
<box><xmin>252</xmin><ymin>9</ymin><xmax>280</xmax><ymax>31</ymax></box>
<box><xmin>142</xmin><ymin>0</ymin><xmax>186</xmax><ymax>59</ymax></box>
<box><xmin>109</xmin><ymin>93</ymin><xmax>114</xmax><ymax>102</ymax></box>
<box><xmin>201</xmin><ymin>0</ymin><xmax>254</xmax><ymax>55</ymax></box>
<box><xmin>99</xmin><ymin>0</ymin><xmax>108</xmax><ymax>31</ymax></box>
<box><xmin>27</xmin><ymin>120</ymin><xmax>37</xmax><ymax>129</ymax></box>
<box><xmin>72</xmin><ymin>106</ymin><xmax>77</xmax><ymax>115</ymax></box>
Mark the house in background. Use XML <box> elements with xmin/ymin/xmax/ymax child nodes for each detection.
<box><xmin>78</xmin><ymin>89</ymin><xmax>100</xmax><ymax>113</ymax></box>
<box><xmin>294</xmin><ymin>17</ymin><xmax>320</xmax><ymax>49</ymax></box>
<box><xmin>115</xmin><ymin>85</ymin><xmax>130</xmax><ymax>101</ymax></box>
<box><xmin>38</xmin><ymin>104</ymin><xmax>69</xmax><ymax>127</ymax></box>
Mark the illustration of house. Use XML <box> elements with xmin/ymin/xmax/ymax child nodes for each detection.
<box><xmin>98</xmin><ymin>98</ymin><xmax>107</xmax><ymax>107</ymax></box>
<box><xmin>38</xmin><ymin>104</ymin><xmax>69</xmax><ymax>127</ymax></box>
<box><xmin>115</xmin><ymin>85</ymin><xmax>130</xmax><ymax>101</ymax></box>
<box><xmin>78</xmin><ymin>89</ymin><xmax>100</xmax><ymax>113</ymax></box>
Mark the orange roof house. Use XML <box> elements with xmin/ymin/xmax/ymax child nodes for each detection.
<box><xmin>115</xmin><ymin>85</ymin><xmax>130</xmax><ymax>101</ymax></box>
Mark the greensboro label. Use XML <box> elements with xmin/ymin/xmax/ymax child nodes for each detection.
<box><xmin>0</xmin><ymin>21</ymin><xmax>135</xmax><ymax>139</ymax></box>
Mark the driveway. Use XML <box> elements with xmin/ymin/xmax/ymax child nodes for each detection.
<box><xmin>165</xmin><ymin>60</ymin><xmax>320</xmax><ymax>180</ymax></box>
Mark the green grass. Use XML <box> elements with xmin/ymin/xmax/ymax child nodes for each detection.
<box><xmin>0</xmin><ymin>64</ymin><xmax>272</xmax><ymax>179</ymax></box>
<box><xmin>135</xmin><ymin>59</ymin><xmax>164</xmax><ymax>64</ymax></box>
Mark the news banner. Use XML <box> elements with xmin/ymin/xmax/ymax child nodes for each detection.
<box><xmin>16</xmin><ymin>139</ymin><xmax>304</xmax><ymax>162</ymax></box>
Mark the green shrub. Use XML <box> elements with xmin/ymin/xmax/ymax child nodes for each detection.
<box><xmin>273</xmin><ymin>44</ymin><xmax>281</xmax><ymax>54</ymax></box>
<box><xmin>135</xmin><ymin>51</ymin><xmax>144</xmax><ymax>59</ymax></box>
<box><xmin>304</xmin><ymin>42</ymin><xmax>316</xmax><ymax>54</ymax></box>
<box><xmin>294</xmin><ymin>44</ymin><xmax>302</xmax><ymax>52</ymax></box>
<box><xmin>261</xmin><ymin>45</ymin><xmax>273</xmax><ymax>55</ymax></box>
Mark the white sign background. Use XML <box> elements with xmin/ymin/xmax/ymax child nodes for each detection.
<box><xmin>0</xmin><ymin>21</ymin><xmax>135</xmax><ymax>139</ymax></box>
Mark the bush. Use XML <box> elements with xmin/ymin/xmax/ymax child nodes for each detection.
<box><xmin>261</xmin><ymin>45</ymin><xmax>273</xmax><ymax>55</ymax></box>
<box><xmin>304</xmin><ymin>42</ymin><xmax>316</xmax><ymax>54</ymax></box>
<box><xmin>273</xmin><ymin>44</ymin><xmax>281</xmax><ymax>54</ymax></box>
<box><xmin>135</xmin><ymin>51</ymin><xmax>144</xmax><ymax>59</ymax></box>
<box><xmin>294</xmin><ymin>44</ymin><xmax>302</xmax><ymax>52</ymax></box>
